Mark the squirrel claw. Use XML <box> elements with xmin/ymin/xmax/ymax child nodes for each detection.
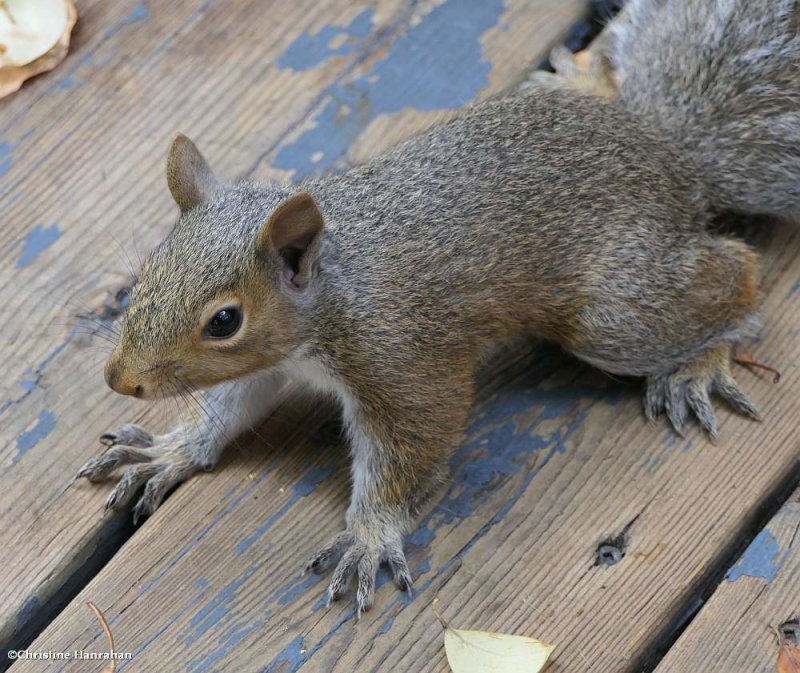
<box><xmin>306</xmin><ymin>531</ymin><xmax>354</xmax><ymax>575</ymax></box>
<box><xmin>79</xmin><ymin>424</ymin><xmax>207</xmax><ymax>522</ymax></box>
<box><xmin>310</xmin><ymin>528</ymin><xmax>412</xmax><ymax>617</ymax></box>
<box><xmin>102</xmin><ymin>463</ymin><xmax>161</xmax><ymax>512</ymax></box>
<box><xmin>645</xmin><ymin>344</ymin><xmax>760</xmax><ymax>440</ymax></box>
<box><xmin>385</xmin><ymin>546</ymin><xmax>414</xmax><ymax>594</ymax></box>
<box><xmin>77</xmin><ymin>445</ymin><xmax>156</xmax><ymax>483</ymax></box>
<box><xmin>99</xmin><ymin>424</ymin><xmax>155</xmax><ymax>448</ymax></box>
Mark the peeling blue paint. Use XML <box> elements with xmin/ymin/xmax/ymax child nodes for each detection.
<box><xmin>124</xmin><ymin>1</ymin><xmax>149</xmax><ymax>24</ymax></box>
<box><xmin>16</xmin><ymin>409</ymin><xmax>57</xmax><ymax>458</ymax></box>
<box><xmin>254</xmin><ymin>352</ymin><xmax>618</xmax><ymax>673</ymax></box>
<box><xmin>234</xmin><ymin>459</ymin><xmax>337</xmax><ymax>556</ymax></box>
<box><xmin>16</xmin><ymin>224</ymin><xmax>62</xmax><ymax>269</ymax></box>
<box><xmin>123</xmin><ymin>455</ymin><xmax>330</xmax><ymax>666</ymax></box>
<box><xmin>131</xmin><ymin>467</ymin><xmax>273</xmax><ymax>601</ymax></box>
<box><xmin>642</xmin><ymin>430</ymin><xmax>694</xmax><ymax>474</ymax></box>
<box><xmin>58</xmin><ymin>1</ymin><xmax>150</xmax><ymax>89</ymax></box>
<box><xmin>19</xmin><ymin>370</ymin><xmax>38</xmax><ymax>392</ymax></box>
<box><xmin>115</xmin><ymin>582</ymin><xmax>212</xmax><ymax>671</ymax></box>
<box><xmin>264</xmin><ymin>635</ymin><xmax>307</xmax><ymax>672</ymax></box>
<box><xmin>183</xmin><ymin>563</ymin><xmax>259</xmax><ymax>644</ymax></box>
<box><xmin>278</xmin><ymin>8</ymin><xmax>374</xmax><ymax>71</ymax></box>
<box><xmin>59</xmin><ymin>73</ymin><xmax>82</xmax><ymax>89</ymax></box>
<box><xmin>274</xmin><ymin>0</ymin><xmax>505</xmax><ymax>176</ymax></box>
<box><xmin>726</xmin><ymin>529</ymin><xmax>787</xmax><ymax>583</ymax></box>
<box><xmin>406</xmin><ymin>360</ymin><xmax>619</xmax><ymax>561</ymax></box>
<box><xmin>1</xmin><ymin>330</ymin><xmax>72</xmax><ymax>420</ymax></box>
<box><xmin>790</xmin><ymin>280</ymin><xmax>800</xmax><ymax>297</ymax></box>
<box><xmin>264</xmin><ymin>609</ymin><xmax>357</xmax><ymax>673</ymax></box>
<box><xmin>187</xmin><ymin>618</ymin><xmax>265</xmax><ymax>673</ymax></box>
<box><xmin>0</xmin><ymin>141</ymin><xmax>12</xmax><ymax>176</ymax></box>
<box><xmin>271</xmin><ymin>572</ymin><xmax>322</xmax><ymax>608</ymax></box>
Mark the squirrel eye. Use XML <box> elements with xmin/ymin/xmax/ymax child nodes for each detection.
<box><xmin>204</xmin><ymin>307</ymin><xmax>242</xmax><ymax>339</ymax></box>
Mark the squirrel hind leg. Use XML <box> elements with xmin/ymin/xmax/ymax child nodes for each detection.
<box><xmin>644</xmin><ymin>342</ymin><xmax>761</xmax><ymax>442</ymax></box>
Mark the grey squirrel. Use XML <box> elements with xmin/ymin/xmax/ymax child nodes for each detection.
<box><xmin>78</xmin><ymin>0</ymin><xmax>799</xmax><ymax>615</ymax></box>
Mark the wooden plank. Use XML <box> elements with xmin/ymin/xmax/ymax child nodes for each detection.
<box><xmin>0</xmin><ymin>0</ymin><xmax>585</xmax><ymax>659</ymax></box>
<box><xmin>653</xmin><ymin>488</ymin><xmax>800</xmax><ymax>673</ymax></box>
<box><xmin>6</xmin><ymin>219</ymin><xmax>800</xmax><ymax>672</ymax></box>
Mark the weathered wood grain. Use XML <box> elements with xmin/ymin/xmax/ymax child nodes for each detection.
<box><xmin>654</xmin><ymin>488</ymin><xmax>800</xmax><ymax>673</ymax></box>
<box><xmin>0</xmin><ymin>0</ymin><xmax>585</xmax><ymax>661</ymax></box>
<box><xmin>7</xmin><ymin>211</ymin><xmax>800</xmax><ymax>673</ymax></box>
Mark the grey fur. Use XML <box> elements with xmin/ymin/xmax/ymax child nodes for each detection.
<box><xmin>612</xmin><ymin>0</ymin><xmax>800</xmax><ymax>219</ymax></box>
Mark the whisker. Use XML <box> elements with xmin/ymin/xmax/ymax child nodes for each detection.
<box><xmin>107</xmin><ymin>233</ymin><xmax>139</xmax><ymax>280</ymax></box>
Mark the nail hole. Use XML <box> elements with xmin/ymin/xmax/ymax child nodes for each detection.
<box><xmin>597</xmin><ymin>544</ymin><xmax>623</xmax><ymax>566</ymax></box>
<box><xmin>595</xmin><ymin>518</ymin><xmax>637</xmax><ymax>568</ymax></box>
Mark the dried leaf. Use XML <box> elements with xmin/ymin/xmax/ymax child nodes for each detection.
<box><xmin>0</xmin><ymin>0</ymin><xmax>76</xmax><ymax>99</ymax></box>
<box><xmin>444</xmin><ymin>628</ymin><xmax>554</xmax><ymax>673</ymax></box>
<box><xmin>774</xmin><ymin>626</ymin><xmax>800</xmax><ymax>673</ymax></box>
<box><xmin>734</xmin><ymin>349</ymin><xmax>781</xmax><ymax>384</ymax></box>
<box><xmin>434</xmin><ymin>598</ymin><xmax>554</xmax><ymax>673</ymax></box>
<box><xmin>87</xmin><ymin>602</ymin><xmax>117</xmax><ymax>673</ymax></box>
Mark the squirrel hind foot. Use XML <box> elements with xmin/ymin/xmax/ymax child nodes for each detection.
<box><xmin>644</xmin><ymin>343</ymin><xmax>761</xmax><ymax>442</ymax></box>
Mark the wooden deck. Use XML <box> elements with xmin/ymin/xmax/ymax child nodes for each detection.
<box><xmin>1</xmin><ymin>1</ymin><xmax>798</xmax><ymax>672</ymax></box>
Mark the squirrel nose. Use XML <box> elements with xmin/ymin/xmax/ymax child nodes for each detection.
<box><xmin>104</xmin><ymin>361</ymin><xmax>143</xmax><ymax>398</ymax></box>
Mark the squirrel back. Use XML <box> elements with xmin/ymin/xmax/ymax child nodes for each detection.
<box><xmin>610</xmin><ymin>0</ymin><xmax>800</xmax><ymax>220</ymax></box>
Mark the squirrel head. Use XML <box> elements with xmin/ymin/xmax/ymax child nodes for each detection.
<box><xmin>104</xmin><ymin>134</ymin><xmax>325</xmax><ymax>400</ymax></box>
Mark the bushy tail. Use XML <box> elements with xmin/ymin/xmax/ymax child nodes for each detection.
<box><xmin>610</xmin><ymin>0</ymin><xmax>800</xmax><ymax>220</ymax></box>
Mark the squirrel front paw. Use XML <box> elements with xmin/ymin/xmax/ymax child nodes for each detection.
<box><xmin>306</xmin><ymin>523</ymin><xmax>413</xmax><ymax>617</ymax></box>
<box><xmin>644</xmin><ymin>344</ymin><xmax>761</xmax><ymax>441</ymax></box>
<box><xmin>77</xmin><ymin>424</ymin><xmax>215</xmax><ymax>523</ymax></box>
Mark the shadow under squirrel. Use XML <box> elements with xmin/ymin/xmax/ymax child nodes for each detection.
<box><xmin>78</xmin><ymin>0</ymin><xmax>800</xmax><ymax>615</ymax></box>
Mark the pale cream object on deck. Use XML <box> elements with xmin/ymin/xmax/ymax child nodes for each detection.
<box><xmin>444</xmin><ymin>627</ymin><xmax>555</xmax><ymax>673</ymax></box>
<box><xmin>0</xmin><ymin>0</ymin><xmax>76</xmax><ymax>98</ymax></box>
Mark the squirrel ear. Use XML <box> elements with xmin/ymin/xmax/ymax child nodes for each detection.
<box><xmin>258</xmin><ymin>192</ymin><xmax>324</xmax><ymax>291</ymax></box>
<box><xmin>166</xmin><ymin>134</ymin><xmax>221</xmax><ymax>212</ymax></box>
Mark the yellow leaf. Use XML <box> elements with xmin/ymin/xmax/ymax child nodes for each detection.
<box><xmin>444</xmin><ymin>627</ymin><xmax>554</xmax><ymax>673</ymax></box>
<box><xmin>433</xmin><ymin>597</ymin><xmax>555</xmax><ymax>673</ymax></box>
